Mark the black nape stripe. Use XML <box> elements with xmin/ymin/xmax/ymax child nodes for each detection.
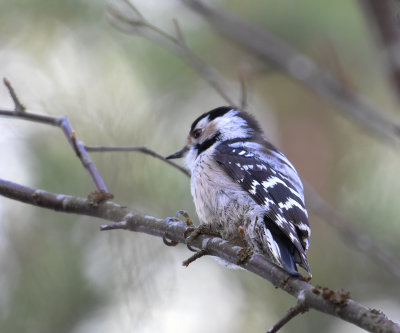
<box><xmin>208</xmin><ymin>106</ymin><xmax>233</xmax><ymax>121</ymax></box>
<box><xmin>190</xmin><ymin>106</ymin><xmax>234</xmax><ymax>133</ymax></box>
<box><xmin>195</xmin><ymin>131</ymin><xmax>221</xmax><ymax>155</ymax></box>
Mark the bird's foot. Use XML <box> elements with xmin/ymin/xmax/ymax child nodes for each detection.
<box><xmin>176</xmin><ymin>210</ymin><xmax>194</xmax><ymax>227</ymax></box>
<box><xmin>163</xmin><ymin>210</ymin><xmax>193</xmax><ymax>247</ymax></box>
<box><xmin>184</xmin><ymin>223</ymin><xmax>221</xmax><ymax>252</ymax></box>
<box><xmin>235</xmin><ymin>226</ymin><xmax>253</xmax><ymax>265</ymax></box>
<box><xmin>237</xmin><ymin>247</ymin><xmax>253</xmax><ymax>265</ymax></box>
<box><xmin>182</xmin><ymin>248</ymin><xmax>211</xmax><ymax>267</ymax></box>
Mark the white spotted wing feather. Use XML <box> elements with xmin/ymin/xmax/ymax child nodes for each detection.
<box><xmin>213</xmin><ymin>142</ymin><xmax>311</xmax><ymax>274</ymax></box>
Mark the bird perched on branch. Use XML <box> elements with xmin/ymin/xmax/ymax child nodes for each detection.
<box><xmin>167</xmin><ymin>106</ymin><xmax>311</xmax><ymax>277</ymax></box>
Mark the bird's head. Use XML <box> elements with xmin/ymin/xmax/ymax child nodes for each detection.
<box><xmin>166</xmin><ymin>106</ymin><xmax>263</xmax><ymax>170</ymax></box>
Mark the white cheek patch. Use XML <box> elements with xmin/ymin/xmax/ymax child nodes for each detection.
<box><xmin>214</xmin><ymin>110</ymin><xmax>251</xmax><ymax>140</ymax></box>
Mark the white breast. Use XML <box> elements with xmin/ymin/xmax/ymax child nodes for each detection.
<box><xmin>190</xmin><ymin>151</ymin><xmax>256</xmax><ymax>239</ymax></box>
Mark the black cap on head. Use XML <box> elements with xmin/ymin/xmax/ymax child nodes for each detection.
<box><xmin>190</xmin><ymin>106</ymin><xmax>233</xmax><ymax>134</ymax></box>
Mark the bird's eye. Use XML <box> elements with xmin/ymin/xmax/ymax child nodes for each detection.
<box><xmin>193</xmin><ymin>128</ymin><xmax>202</xmax><ymax>139</ymax></box>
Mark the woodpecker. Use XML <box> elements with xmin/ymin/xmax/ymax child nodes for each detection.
<box><xmin>167</xmin><ymin>106</ymin><xmax>311</xmax><ymax>277</ymax></box>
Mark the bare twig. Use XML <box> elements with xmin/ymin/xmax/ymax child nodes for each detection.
<box><xmin>305</xmin><ymin>184</ymin><xmax>400</xmax><ymax>278</ymax></box>
<box><xmin>85</xmin><ymin>140</ymin><xmax>400</xmax><ymax>278</ymax></box>
<box><xmin>0</xmin><ymin>79</ymin><xmax>109</xmax><ymax>193</ymax></box>
<box><xmin>361</xmin><ymin>0</ymin><xmax>400</xmax><ymax>105</ymax></box>
<box><xmin>182</xmin><ymin>248</ymin><xmax>211</xmax><ymax>267</ymax></box>
<box><xmin>108</xmin><ymin>0</ymin><xmax>400</xmax><ymax>278</ymax></box>
<box><xmin>0</xmin><ymin>177</ymin><xmax>399</xmax><ymax>333</ymax></box>
<box><xmin>238</xmin><ymin>71</ymin><xmax>248</xmax><ymax>111</ymax></box>
<box><xmin>3</xmin><ymin>78</ymin><xmax>26</xmax><ymax>113</ymax></box>
<box><xmin>105</xmin><ymin>0</ymin><xmax>238</xmax><ymax>107</ymax></box>
<box><xmin>0</xmin><ymin>79</ymin><xmax>398</xmax><ymax>330</ymax></box>
<box><xmin>104</xmin><ymin>3</ymin><xmax>400</xmax><ymax>278</ymax></box>
<box><xmin>267</xmin><ymin>291</ymin><xmax>308</xmax><ymax>333</ymax></box>
<box><xmin>0</xmin><ymin>4</ymin><xmax>398</xmax><ymax>331</ymax></box>
<box><xmin>237</xmin><ymin>62</ymin><xmax>254</xmax><ymax>111</ymax></box>
<box><xmin>182</xmin><ymin>0</ymin><xmax>400</xmax><ymax>147</ymax></box>
<box><xmin>172</xmin><ymin>18</ymin><xmax>186</xmax><ymax>45</ymax></box>
<box><xmin>84</xmin><ymin>144</ymin><xmax>189</xmax><ymax>177</ymax></box>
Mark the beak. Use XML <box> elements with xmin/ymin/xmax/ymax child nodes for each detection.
<box><xmin>166</xmin><ymin>146</ymin><xmax>188</xmax><ymax>159</ymax></box>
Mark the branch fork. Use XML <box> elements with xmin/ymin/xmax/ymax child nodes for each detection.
<box><xmin>1</xmin><ymin>7</ymin><xmax>400</xmax><ymax>331</ymax></box>
<box><xmin>0</xmin><ymin>78</ymin><xmax>110</xmax><ymax>196</ymax></box>
<box><xmin>267</xmin><ymin>290</ymin><xmax>309</xmax><ymax>333</ymax></box>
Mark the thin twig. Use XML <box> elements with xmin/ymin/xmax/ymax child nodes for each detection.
<box><xmin>182</xmin><ymin>0</ymin><xmax>400</xmax><ymax>147</ymax></box>
<box><xmin>182</xmin><ymin>248</ymin><xmax>210</xmax><ymax>267</ymax></box>
<box><xmin>3</xmin><ymin>78</ymin><xmax>26</xmax><ymax>113</ymax></box>
<box><xmin>106</xmin><ymin>0</ymin><xmax>238</xmax><ymax>107</ymax></box>
<box><xmin>267</xmin><ymin>291</ymin><xmax>308</xmax><ymax>333</ymax></box>
<box><xmin>84</xmin><ymin>142</ymin><xmax>400</xmax><ymax>278</ymax></box>
<box><xmin>305</xmin><ymin>184</ymin><xmax>400</xmax><ymax>278</ymax></box>
<box><xmin>84</xmin><ymin>144</ymin><xmax>189</xmax><ymax>177</ymax></box>
<box><xmin>122</xmin><ymin>0</ymin><xmax>145</xmax><ymax>21</ymax></box>
<box><xmin>0</xmin><ymin>79</ymin><xmax>109</xmax><ymax>193</ymax></box>
<box><xmin>110</xmin><ymin>1</ymin><xmax>400</xmax><ymax>279</ymax></box>
<box><xmin>0</xmin><ymin>177</ymin><xmax>399</xmax><ymax>333</ymax></box>
<box><xmin>239</xmin><ymin>72</ymin><xmax>248</xmax><ymax>111</ymax></box>
<box><xmin>361</xmin><ymin>0</ymin><xmax>400</xmax><ymax>105</ymax></box>
<box><xmin>173</xmin><ymin>18</ymin><xmax>186</xmax><ymax>45</ymax></box>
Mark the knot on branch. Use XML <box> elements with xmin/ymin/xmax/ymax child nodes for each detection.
<box><xmin>312</xmin><ymin>286</ymin><xmax>350</xmax><ymax>312</ymax></box>
<box><xmin>88</xmin><ymin>190</ymin><xmax>114</xmax><ymax>206</ymax></box>
<box><xmin>32</xmin><ymin>190</ymin><xmax>45</xmax><ymax>204</ymax></box>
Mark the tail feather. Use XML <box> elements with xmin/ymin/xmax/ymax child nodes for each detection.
<box><xmin>265</xmin><ymin>216</ymin><xmax>303</xmax><ymax>277</ymax></box>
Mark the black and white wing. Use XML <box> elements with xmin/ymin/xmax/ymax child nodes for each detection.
<box><xmin>213</xmin><ymin>142</ymin><xmax>311</xmax><ymax>274</ymax></box>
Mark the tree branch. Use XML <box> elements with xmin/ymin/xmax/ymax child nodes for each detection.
<box><xmin>182</xmin><ymin>0</ymin><xmax>400</xmax><ymax>147</ymax></box>
<box><xmin>360</xmin><ymin>0</ymin><xmax>400</xmax><ymax>105</ymax></box>
<box><xmin>84</xmin><ymin>142</ymin><xmax>400</xmax><ymax>279</ymax></box>
<box><xmin>305</xmin><ymin>184</ymin><xmax>400</xmax><ymax>279</ymax></box>
<box><xmin>105</xmin><ymin>0</ymin><xmax>238</xmax><ymax>107</ymax></box>
<box><xmin>3</xmin><ymin>78</ymin><xmax>26</xmax><ymax>113</ymax></box>
<box><xmin>103</xmin><ymin>2</ymin><xmax>400</xmax><ymax>279</ymax></box>
<box><xmin>1</xmin><ymin>4</ymin><xmax>399</xmax><ymax>332</ymax></box>
<box><xmin>0</xmin><ymin>88</ymin><xmax>398</xmax><ymax>332</ymax></box>
<box><xmin>103</xmin><ymin>0</ymin><xmax>400</xmax><ymax>279</ymax></box>
<box><xmin>84</xmin><ymin>144</ymin><xmax>189</xmax><ymax>177</ymax></box>
<box><xmin>0</xmin><ymin>177</ymin><xmax>399</xmax><ymax>333</ymax></box>
<box><xmin>3</xmin><ymin>1</ymin><xmax>399</xmax><ymax>280</ymax></box>
<box><xmin>267</xmin><ymin>291</ymin><xmax>308</xmax><ymax>333</ymax></box>
<box><xmin>0</xmin><ymin>79</ymin><xmax>110</xmax><ymax>194</ymax></box>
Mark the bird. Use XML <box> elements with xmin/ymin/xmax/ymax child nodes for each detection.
<box><xmin>166</xmin><ymin>106</ymin><xmax>311</xmax><ymax>277</ymax></box>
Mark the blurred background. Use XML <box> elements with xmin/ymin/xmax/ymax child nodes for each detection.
<box><xmin>0</xmin><ymin>0</ymin><xmax>400</xmax><ymax>332</ymax></box>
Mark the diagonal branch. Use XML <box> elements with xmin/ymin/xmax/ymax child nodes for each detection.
<box><xmin>0</xmin><ymin>177</ymin><xmax>399</xmax><ymax>333</ymax></box>
<box><xmin>182</xmin><ymin>0</ymin><xmax>400</xmax><ymax>148</ymax></box>
<box><xmin>103</xmin><ymin>1</ymin><xmax>400</xmax><ymax>279</ymax></box>
<box><xmin>0</xmin><ymin>79</ymin><xmax>109</xmax><ymax>194</ymax></box>
<box><xmin>84</xmin><ymin>141</ymin><xmax>400</xmax><ymax>279</ymax></box>
<box><xmin>105</xmin><ymin>0</ymin><xmax>238</xmax><ymax>107</ymax></box>
<box><xmin>267</xmin><ymin>290</ymin><xmax>308</xmax><ymax>333</ymax></box>
<box><xmin>84</xmin><ymin>144</ymin><xmax>189</xmax><ymax>177</ymax></box>
<box><xmin>4</xmin><ymin>78</ymin><xmax>26</xmax><ymax>113</ymax></box>
<box><xmin>360</xmin><ymin>0</ymin><xmax>400</xmax><ymax>105</ymax></box>
<box><xmin>1</xmin><ymin>5</ymin><xmax>399</xmax><ymax>331</ymax></box>
<box><xmin>0</xmin><ymin>80</ymin><xmax>398</xmax><ymax>331</ymax></box>
<box><xmin>305</xmin><ymin>184</ymin><xmax>400</xmax><ymax>278</ymax></box>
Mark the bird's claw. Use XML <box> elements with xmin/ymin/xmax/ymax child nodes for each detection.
<box><xmin>184</xmin><ymin>223</ymin><xmax>220</xmax><ymax>252</ymax></box>
<box><xmin>176</xmin><ymin>210</ymin><xmax>193</xmax><ymax>226</ymax></box>
<box><xmin>165</xmin><ymin>216</ymin><xmax>179</xmax><ymax>223</ymax></box>
<box><xmin>162</xmin><ymin>233</ymin><xmax>178</xmax><ymax>247</ymax></box>
<box><xmin>237</xmin><ymin>247</ymin><xmax>253</xmax><ymax>265</ymax></box>
<box><xmin>182</xmin><ymin>224</ymin><xmax>220</xmax><ymax>266</ymax></box>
